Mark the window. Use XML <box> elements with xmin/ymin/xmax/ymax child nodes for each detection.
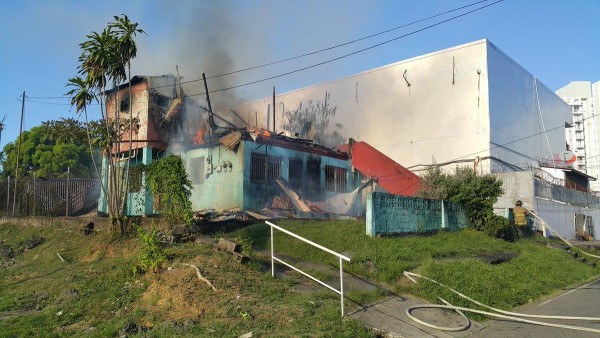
<box><xmin>156</xmin><ymin>94</ymin><xmax>170</xmax><ymax>108</ymax></box>
<box><xmin>189</xmin><ymin>156</ymin><xmax>205</xmax><ymax>184</ymax></box>
<box><xmin>288</xmin><ymin>158</ymin><xmax>303</xmax><ymax>184</ymax></box>
<box><xmin>119</xmin><ymin>100</ymin><xmax>129</xmax><ymax>111</ymax></box>
<box><xmin>250</xmin><ymin>152</ymin><xmax>282</xmax><ymax>183</ymax></box>
<box><xmin>325</xmin><ymin>165</ymin><xmax>347</xmax><ymax>192</ymax></box>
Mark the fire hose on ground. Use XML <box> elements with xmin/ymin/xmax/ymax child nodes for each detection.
<box><xmin>529</xmin><ymin>212</ymin><xmax>600</xmax><ymax>259</ymax></box>
<box><xmin>403</xmin><ymin>271</ymin><xmax>600</xmax><ymax>333</ymax></box>
<box><xmin>404</xmin><ymin>213</ymin><xmax>600</xmax><ymax>333</ymax></box>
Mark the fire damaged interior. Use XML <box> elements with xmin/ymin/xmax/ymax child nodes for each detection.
<box><xmin>98</xmin><ymin>74</ymin><xmax>422</xmax><ymax>218</ymax></box>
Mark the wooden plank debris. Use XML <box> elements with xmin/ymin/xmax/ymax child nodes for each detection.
<box><xmin>275</xmin><ymin>179</ymin><xmax>311</xmax><ymax>212</ymax></box>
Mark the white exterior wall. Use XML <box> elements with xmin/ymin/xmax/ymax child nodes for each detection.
<box><xmin>492</xmin><ymin>171</ymin><xmax>535</xmax><ymax>211</ymax></box>
<box><xmin>239</xmin><ymin>39</ymin><xmax>570</xmax><ymax>174</ymax></box>
<box><xmin>556</xmin><ymin>81</ymin><xmax>599</xmax><ymax>190</ymax></box>
<box><xmin>488</xmin><ymin>45</ymin><xmax>571</xmax><ymax>170</ymax></box>
<box><xmin>238</xmin><ymin>39</ymin><xmax>491</xmax><ymax>170</ymax></box>
<box><xmin>535</xmin><ymin>198</ymin><xmax>599</xmax><ymax>240</ymax></box>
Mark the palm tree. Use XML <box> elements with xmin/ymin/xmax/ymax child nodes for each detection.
<box><xmin>109</xmin><ymin>15</ymin><xmax>145</xmax><ymax>210</ymax></box>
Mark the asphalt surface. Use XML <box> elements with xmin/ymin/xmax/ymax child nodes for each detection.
<box><xmin>471</xmin><ymin>278</ymin><xmax>600</xmax><ymax>338</ymax></box>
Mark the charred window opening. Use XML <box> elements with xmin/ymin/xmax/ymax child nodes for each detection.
<box><xmin>128</xmin><ymin>166</ymin><xmax>144</xmax><ymax>192</ymax></box>
<box><xmin>189</xmin><ymin>156</ymin><xmax>205</xmax><ymax>185</ymax></box>
<box><xmin>306</xmin><ymin>159</ymin><xmax>321</xmax><ymax>200</ymax></box>
<box><xmin>288</xmin><ymin>158</ymin><xmax>303</xmax><ymax>184</ymax></box>
<box><xmin>250</xmin><ymin>152</ymin><xmax>282</xmax><ymax>183</ymax></box>
<box><xmin>325</xmin><ymin>165</ymin><xmax>347</xmax><ymax>193</ymax></box>
<box><xmin>156</xmin><ymin>94</ymin><xmax>170</xmax><ymax>109</ymax></box>
<box><xmin>119</xmin><ymin>100</ymin><xmax>129</xmax><ymax>111</ymax></box>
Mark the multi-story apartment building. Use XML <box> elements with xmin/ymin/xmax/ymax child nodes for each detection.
<box><xmin>556</xmin><ymin>81</ymin><xmax>600</xmax><ymax>191</ymax></box>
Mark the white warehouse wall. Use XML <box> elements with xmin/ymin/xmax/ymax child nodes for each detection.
<box><xmin>237</xmin><ymin>39</ymin><xmax>570</xmax><ymax>174</ymax></box>
<box><xmin>488</xmin><ymin>44</ymin><xmax>571</xmax><ymax>169</ymax></box>
<box><xmin>237</xmin><ymin>39</ymin><xmax>491</xmax><ymax>170</ymax></box>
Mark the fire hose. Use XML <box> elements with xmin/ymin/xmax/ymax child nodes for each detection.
<box><xmin>529</xmin><ymin>212</ymin><xmax>600</xmax><ymax>259</ymax></box>
<box><xmin>403</xmin><ymin>271</ymin><xmax>600</xmax><ymax>333</ymax></box>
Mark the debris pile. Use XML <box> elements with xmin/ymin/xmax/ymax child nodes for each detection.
<box><xmin>215</xmin><ymin>238</ymin><xmax>248</xmax><ymax>264</ymax></box>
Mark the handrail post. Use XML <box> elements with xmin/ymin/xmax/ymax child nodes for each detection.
<box><xmin>340</xmin><ymin>256</ymin><xmax>344</xmax><ymax>317</ymax></box>
<box><xmin>271</xmin><ymin>224</ymin><xmax>275</xmax><ymax>278</ymax></box>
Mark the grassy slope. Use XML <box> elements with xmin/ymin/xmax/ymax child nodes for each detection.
<box><xmin>0</xmin><ymin>223</ymin><xmax>372</xmax><ymax>337</ymax></box>
<box><xmin>1</xmin><ymin>219</ymin><xmax>599</xmax><ymax>336</ymax></box>
<box><xmin>234</xmin><ymin>219</ymin><xmax>600</xmax><ymax>313</ymax></box>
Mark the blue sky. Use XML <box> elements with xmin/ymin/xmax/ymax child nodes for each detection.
<box><xmin>0</xmin><ymin>0</ymin><xmax>598</xmax><ymax>152</ymax></box>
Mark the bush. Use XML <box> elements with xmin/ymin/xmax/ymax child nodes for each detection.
<box><xmin>133</xmin><ymin>225</ymin><xmax>167</xmax><ymax>274</ymax></box>
<box><xmin>484</xmin><ymin>215</ymin><xmax>519</xmax><ymax>242</ymax></box>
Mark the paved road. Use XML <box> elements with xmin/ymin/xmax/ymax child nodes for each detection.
<box><xmin>471</xmin><ymin>278</ymin><xmax>600</xmax><ymax>338</ymax></box>
<box><xmin>349</xmin><ymin>279</ymin><xmax>600</xmax><ymax>337</ymax></box>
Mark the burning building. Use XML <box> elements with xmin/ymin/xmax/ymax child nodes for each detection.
<box><xmin>97</xmin><ymin>75</ymin><xmax>370</xmax><ymax>216</ymax></box>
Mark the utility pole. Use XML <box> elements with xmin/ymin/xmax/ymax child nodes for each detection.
<box><xmin>13</xmin><ymin>92</ymin><xmax>25</xmax><ymax>215</ymax></box>
<box><xmin>202</xmin><ymin>73</ymin><xmax>216</xmax><ymax>134</ymax></box>
<box><xmin>66</xmin><ymin>167</ymin><xmax>70</xmax><ymax>217</ymax></box>
<box><xmin>273</xmin><ymin>87</ymin><xmax>276</xmax><ymax>134</ymax></box>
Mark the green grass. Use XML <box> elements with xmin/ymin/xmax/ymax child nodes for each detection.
<box><xmin>0</xmin><ymin>222</ymin><xmax>373</xmax><ymax>337</ymax></box>
<box><xmin>1</xmin><ymin>219</ymin><xmax>599</xmax><ymax>336</ymax></box>
<box><xmin>233</xmin><ymin>219</ymin><xmax>600</xmax><ymax>314</ymax></box>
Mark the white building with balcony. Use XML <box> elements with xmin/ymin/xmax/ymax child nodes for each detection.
<box><xmin>556</xmin><ymin>81</ymin><xmax>600</xmax><ymax>191</ymax></box>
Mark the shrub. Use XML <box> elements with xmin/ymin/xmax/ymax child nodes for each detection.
<box><xmin>133</xmin><ymin>225</ymin><xmax>166</xmax><ymax>274</ymax></box>
<box><xmin>484</xmin><ymin>214</ymin><xmax>519</xmax><ymax>242</ymax></box>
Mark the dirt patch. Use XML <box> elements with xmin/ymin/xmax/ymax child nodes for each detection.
<box><xmin>80</xmin><ymin>239</ymin><xmax>139</xmax><ymax>263</ymax></box>
<box><xmin>135</xmin><ymin>263</ymin><xmax>220</xmax><ymax>324</ymax></box>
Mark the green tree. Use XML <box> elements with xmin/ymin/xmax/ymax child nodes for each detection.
<box><xmin>66</xmin><ymin>15</ymin><xmax>144</xmax><ymax>235</ymax></box>
<box><xmin>1</xmin><ymin>119</ymin><xmax>97</xmax><ymax>178</ymax></box>
<box><xmin>417</xmin><ymin>165</ymin><xmax>504</xmax><ymax>230</ymax></box>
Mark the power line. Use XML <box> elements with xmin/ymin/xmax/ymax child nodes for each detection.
<box><xmin>198</xmin><ymin>0</ymin><xmax>504</xmax><ymax>96</ymax></box>
<box><xmin>35</xmin><ymin>0</ymin><xmax>502</xmax><ymax>101</ymax></box>
<box><xmin>202</xmin><ymin>0</ymin><xmax>494</xmax><ymax>80</ymax></box>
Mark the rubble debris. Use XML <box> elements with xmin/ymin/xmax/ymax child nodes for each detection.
<box><xmin>272</xmin><ymin>195</ymin><xmax>293</xmax><ymax>209</ymax></box>
<box><xmin>244</xmin><ymin>210</ymin><xmax>269</xmax><ymax>220</ymax></box>
<box><xmin>158</xmin><ymin>224</ymin><xmax>196</xmax><ymax>244</ymax></box>
<box><xmin>0</xmin><ymin>245</ymin><xmax>14</xmax><ymax>259</ymax></box>
<box><xmin>216</xmin><ymin>238</ymin><xmax>241</xmax><ymax>253</ymax></box>
<box><xmin>219</xmin><ymin>130</ymin><xmax>243</xmax><ymax>151</ymax></box>
<box><xmin>21</xmin><ymin>235</ymin><xmax>44</xmax><ymax>250</ymax></box>
<box><xmin>325</xmin><ymin>179</ymin><xmax>373</xmax><ymax>215</ymax></box>
<box><xmin>181</xmin><ymin>263</ymin><xmax>217</xmax><ymax>291</ymax></box>
<box><xmin>275</xmin><ymin>179</ymin><xmax>311</xmax><ymax>212</ymax></box>
<box><xmin>121</xmin><ymin>322</ymin><xmax>149</xmax><ymax>335</ymax></box>
<box><xmin>81</xmin><ymin>222</ymin><xmax>95</xmax><ymax>235</ymax></box>
<box><xmin>215</xmin><ymin>238</ymin><xmax>249</xmax><ymax>264</ymax></box>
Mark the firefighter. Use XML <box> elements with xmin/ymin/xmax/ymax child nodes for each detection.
<box><xmin>513</xmin><ymin>200</ymin><xmax>531</xmax><ymax>236</ymax></box>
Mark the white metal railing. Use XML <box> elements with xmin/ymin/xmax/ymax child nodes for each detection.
<box><xmin>266</xmin><ymin>221</ymin><xmax>351</xmax><ymax>317</ymax></box>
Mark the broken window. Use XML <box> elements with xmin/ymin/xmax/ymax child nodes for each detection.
<box><xmin>306</xmin><ymin>159</ymin><xmax>321</xmax><ymax>200</ymax></box>
<box><xmin>288</xmin><ymin>158</ymin><xmax>303</xmax><ymax>184</ymax></box>
<box><xmin>325</xmin><ymin>165</ymin><xmax>347</xmax><ymax>193</ymax></box>
<box><xmin>119</xmin><ymin>100</ymin><xmax>129</xmax><ymax>112</ymax></box>
<box><xmin>189</xmin><ymin>156</ymin><xmax>205</xmax><ymax>185</ymax></box>
<box><xmin>250</xmin><ymin>152</ymin><xmax>282</xmax><ymax>183</ymax></box>
<box><xmin>156</xmin><ymin>94</ymin><xmax>170</xmax><ymax>109</ymax></box>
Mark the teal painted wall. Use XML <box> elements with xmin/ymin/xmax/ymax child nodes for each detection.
<box><xmin>124</xmin><ymin>147</ymin><xmax>155</xmax><ymax>216</ymax></box>
<box><xmin>241</xmin><ymin>140</ymin><xmax>353</xmax><ymax>210</ymax></box>
<box><xmin>181</xmin><ymin>144</ymin><xmax>244</xmax><ymax>211</ymax></box>
<box><xmin>98</xmin><ymin>147</ymin><xmax>156</xmax><ymax>216</ymax></box>
<box><xmin>366</xmin><ymin>192</ymin><xmax>468</xmax><ymax>237</ymax></box>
